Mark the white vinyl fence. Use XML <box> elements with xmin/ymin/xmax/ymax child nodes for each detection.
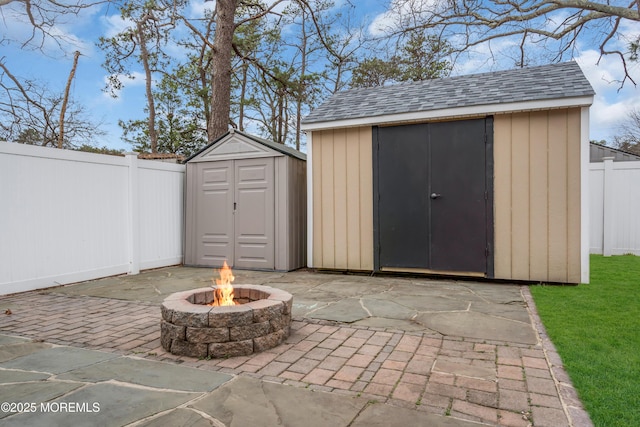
<box><xmin>590</xmin><ymin>158</ymin><xmax>640</xmax><ymax>256</ymax></box>
<box><xmin>0</xmin><ymin>142</ymin><xmax>185</xmax><ymax>295</ymax></box>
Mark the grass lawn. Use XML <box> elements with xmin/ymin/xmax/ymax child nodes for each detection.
<box><xmin>530</xmin><ymin>255</ymin><xmax>640</xmax><ymax>427</ymax></box>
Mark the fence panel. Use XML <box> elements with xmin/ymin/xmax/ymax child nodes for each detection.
<box><xmin>590</xmin><ymin>159</ymin><xmax>640</xmax><ymax>256</ymax></box>
<box><xmin>138</xmin><ymin>161</ymin><xmax>185</xmax><ymax>270</ymax></box>
<box><xmin>0</xmin><ymin>142</ymin><xmax>185</xmax><ymax>295</ymax></box>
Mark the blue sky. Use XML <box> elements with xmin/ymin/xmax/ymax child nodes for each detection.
<box><xmin>2</xmin><ymin>0</ymin><xmax>639</xmax><ymax>152</ymax></box>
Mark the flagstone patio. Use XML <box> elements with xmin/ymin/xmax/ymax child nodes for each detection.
<box><xmin>0</xmin><ymin>267</ymin><xmax>592</xmax><ymax>426</ymax></box>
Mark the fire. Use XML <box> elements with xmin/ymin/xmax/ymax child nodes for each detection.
<box><xmin>211</xmin><ymin>261</ymin><xmax>236</xmax><ymax>306</ymax></box>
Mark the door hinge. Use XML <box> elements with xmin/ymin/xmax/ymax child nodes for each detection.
<box><xmin>485</xmin><ymin>246</ymin><xmax>490</xmax><ymax>257</ymax></box>
<box><xmin>233</xmin><ymin>202</ymin><xmax>237</xmax><ymax>210</ymax></box>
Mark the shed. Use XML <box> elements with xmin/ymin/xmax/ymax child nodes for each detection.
<box><xmin>590</xmin><ymin>142</ymin><xmax>640</xmax><ymax>162</ymax></box>
<box><xmin>301</xmin><ymin>61</ymin><xmax>595</xmax><ymax>284</ymax></box>
<box><xmin>184</xmin><ymin>130</ymin><xmax>306</xmax><ymax>271</ymax></box>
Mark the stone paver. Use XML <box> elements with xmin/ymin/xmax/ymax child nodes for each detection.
<box><xmin>0</xmin><ymin>383</ymin><xmax>200</xmax><ymax>427</ymax></box>
<box><xmin>0</xmin><ymin>267</ymin><xmax>592</xmax><ymax>426</ymax></box>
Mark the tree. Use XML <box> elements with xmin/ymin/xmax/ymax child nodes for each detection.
<box><xmin>613</xmin><ymin>107</ymin><xmax>640</xmax><ymax>155</ymax></box>
<box><xmin>208</xmin><ymin>0</ymin><xmax>238</xmax><ymax>141</ymax></box>
<box><xmin>1</xmin><ymin>0</ymin><xmax>106</xmax><ymax>149</ymax></box>
<box><xmin>96</xmin><ymin>0</ymin><xmax>362</xmax><ymax>150</ymax></box>
<box><xmin>176</xmin><ymin>0</ymin><xmax>351</xmax><ymax>146</ymax></box>
<box><xmin>58</xmin><ymin>50</ymin><xmax>80</xmax><ymax>148</ymax></box>
<box><xmin>175</xmin><ymin>0</ymin><xmax>289</xmax><ymax>142</ymax></box>
<box><xmin>350</xmin><ymin>31</ymin><xmax>452</xmax><ymax>88</ymax></box>
<box><xmin>385</xmin><ymin>0</ymin><xmax>640</xmax><ymax>86</ymax></box>
<box><xmin>0</xmin><ymin>59</ymin><xmax>104</xmax><ymax>147</ymax></box>
<box><xmin>74</xmin><ymin>144</ymin><xmax>124</xmax><ymax>156</ymax></box>
<box><xmin>0</xmin><ymin>0</ymin><xmax>106</xmax><ymax>50</ymax></box>
<box><xmin>99</xmin><ymin>0</ymin><xmax>183</xmax><ymax>152</ymax></box>
<box><xmin>118</xmin><ymin>73</ymin><xmax>208</xmax><ymax>157</ymax></box>
<box><xmin>237</xmin><ymin>1</ymin><xmax>327</xmax><ymax>147</ymax></box>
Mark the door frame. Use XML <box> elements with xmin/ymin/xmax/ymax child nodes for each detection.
<box><xmin>372</xmin><ymin>118</ymin><xmax>494</xmax><ymax>278</ymax></box>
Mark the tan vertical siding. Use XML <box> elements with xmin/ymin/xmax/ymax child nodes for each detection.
<box><xmin>494</xmin><ymin>108</ymin><xmax>582</xmax><ymax>283</ymax></box>
<box><xmin>345</xmin><ymin>128</ymin><xmax>362</xmax><ymax>268</ymax></box>
<box><xmin>547</xmin><ymin>112</ymin><xmax>569</xmax><ymax>281</ymax></box>
<box><xmin>320</xmin><ymin>133</ymin><xmax>335</xmax><ymax>266</ymax></box>
<box><xmin>333</xmin><ymin>130</ymin><xmax>348</xmax><ymax>268</ymax></box>
<box><xmin>311</xmin><ymin>127</ymin><xmax>373</xmax><ymax>270</ymax></box>
<box><xmin>358</xmin><ymin>128</ymin><xmax>374</xmax><ymax>270</ymax></box>
<box><xmin>493</xmin><ymin>117</ymin><xmax>512</xmax><ymax>278</ymax></box>
<box><xmin>529</xmin><ymin>111</ymin><xmax>549</xmax><ymax>281</ymax></box>
<box><xmin>510</xmin><ymin>113</ymin><xmax>531</xmax><ymax>280</ymax></box>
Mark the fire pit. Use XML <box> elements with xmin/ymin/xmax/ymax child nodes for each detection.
<box><xmin>160</xmin><ymin>263</ymin><xmax>292</xmax><ymax>358</ymax></box>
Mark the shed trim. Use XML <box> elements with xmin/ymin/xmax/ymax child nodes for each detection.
<box><xmin>306</xmin><ymin>132</ymin><xmax>314</xmax><ymax>268</ymax></box>
<box><xmin>581</xmin><ymin>107</ymin><xmax>590</xmax><ymax>284</ymax></box>
<box><xmin>301</xmin><ymin>96</ymin><xmax>593</xmax><ymax>131</ymax></box>
<box><xmin>185</xmin><ymin>129</ymin><xmax>306</xmax><ymax>163</ymax></box>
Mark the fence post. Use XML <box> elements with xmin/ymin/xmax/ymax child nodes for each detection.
<box><xmin>125</xmin><ymin>152</ymin><xmax>140</xmax><ymax>274</ymax></box>
<box><xmin>602</xmin><ymin>157</ymin><xmax>615</xmax><ymax>257</ymax></box>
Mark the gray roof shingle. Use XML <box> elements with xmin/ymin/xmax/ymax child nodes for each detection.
<box><xmin>302</xmin><ymin>61</ymin><xmax>594</xmax><ymax>125</ymax></box>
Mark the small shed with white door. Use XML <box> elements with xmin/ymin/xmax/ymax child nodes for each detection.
<box><xmin>184</xmin><ymin>130</ymin><xmax>306</xmax><ymax>271</ymax></box>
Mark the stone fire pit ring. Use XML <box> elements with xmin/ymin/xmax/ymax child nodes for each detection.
<box><xmin>161</xmin><ymin>285</ymin><xmax>292</xmax><ymax>358</ymax></box>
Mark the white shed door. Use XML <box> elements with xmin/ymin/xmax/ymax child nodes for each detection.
<box><xmin>234</xmin><ymin>158</ymin><xmax>275</xmax><ymax>269</ymax></box>
<box><xmin>196</xmin><ymin>158</ymin><xmax>275</xmax><ymax>269</ymax></box>
<box><xmin>197</xmin><ymin>161</ymin><xmax>234</xmax><ymax>265</ymax></box>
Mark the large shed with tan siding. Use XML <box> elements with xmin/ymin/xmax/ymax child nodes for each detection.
<box><xmin>301</xmin><ymin>61</ymin><xmax>594</xmax><ymax>284</ymax></box>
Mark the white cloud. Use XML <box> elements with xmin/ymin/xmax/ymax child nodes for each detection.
<box><xmin>576</xmin><ymin>51</ymin><xmax>640</xmax><ymax>142</ymax></box>
<box><xmin>186</xmin><ymin>0</ymin><xmax>216</xmax><ymax>20</ymax></box>
<box><xmin>446</xmin><ymin>25</ymin><xmax>640</xmax><ymax>143</ymax></box>
<box><xmin>447</xmin><ymin>35</ymin><xmax>640</xmax><ymax>143</ymax></box>
<box><xmin>368</xmin><ymin>0</ymin><xmax>440</xmax><ymax>37</ymax></box>
<box><xmin>450</xmin><ymin>37</ymin><xmax>521</xmax><ymax>75</ymax></box>
<box><xmin>101</xmin><ymin>14</ymin><xmax>135</xmax><ymax>39</ymax></box>
<box><xmin>101</xmin><ymin>71</ymin><xmax>149</xmax><ymax>103</ymax></box>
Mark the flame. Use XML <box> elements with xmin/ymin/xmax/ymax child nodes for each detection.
<box><xmin>211</xmin><ymin>261</ymin><xmax>236</xmax><ymax>306</ymax></box>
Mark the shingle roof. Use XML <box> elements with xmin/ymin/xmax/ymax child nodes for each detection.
<box><xmin>302</xmin><ymin>61</ymin><xmax>594</xmax><ymax>125</ymax></box>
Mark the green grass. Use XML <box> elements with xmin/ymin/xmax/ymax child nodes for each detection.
<box><xmin>530</xmin><ymin>255</ymin><xmax>640</xmax><ymax>427</ymax></box>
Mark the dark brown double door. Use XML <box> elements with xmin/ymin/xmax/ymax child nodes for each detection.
<box><xmin>374</xmin><ymin>118</ymin><xmax>493</xmax><ymax>276</ymax></box>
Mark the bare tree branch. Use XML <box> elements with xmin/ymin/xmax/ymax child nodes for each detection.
<box><xmin>388</xmin><ymin>0</ymin><xmax>639</xmax><ymax>86</ymax></box>
<box><xmin>58</xmin><ymin>50</ymin><xmax>80</xmax><ymax>148</ymax></box>
<box><xmin>1</xmin><ymin>0</ymin><xmax>110</xmax><ymax>50</ymax></box>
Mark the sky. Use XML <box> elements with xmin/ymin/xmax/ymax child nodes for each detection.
<box><xmin>1</xmin><ymin>0</ymin><xmax>639</xmax><ymax>152</ymax></box>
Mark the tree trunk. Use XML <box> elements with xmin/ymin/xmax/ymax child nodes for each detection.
<box><xmin>58</xmin><ymin>51</ymin><xmax>80</xmax><ymax>149</ymax></box>
<box><xmin>239</xmin><ymin>63</ymin><xmax>248</xmax><ymax>131</ymax></box>
<box><xmin>137</xmin><ymin>19</ymin><xmax>158</xmax><ymax>153</ymax></box>
<box><xmin>295</xmin><ymin>11</ymin><xmax>307</xmax><ymax>151</ymax></box>
<box><xmin>208</xmin><ymin>0</ymin><xmax>237</xmax><ymax>141</ymax></box>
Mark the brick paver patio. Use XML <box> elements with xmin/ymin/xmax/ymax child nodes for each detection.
<box><xmin>0</xmin><ymin>290</ymin><xmax>590</xmax><ymax>426</ymax></box>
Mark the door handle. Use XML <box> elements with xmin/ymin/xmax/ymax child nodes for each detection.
<box><xmin>430</xmin><ymin>193</ymin><xmax>441</xmax><ymax>199</ymax></box>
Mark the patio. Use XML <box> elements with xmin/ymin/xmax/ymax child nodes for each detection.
<box><xmin>0</xmin><ymin>267</ymin><xmax>591</xmax><ymax>426</ymax></box>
